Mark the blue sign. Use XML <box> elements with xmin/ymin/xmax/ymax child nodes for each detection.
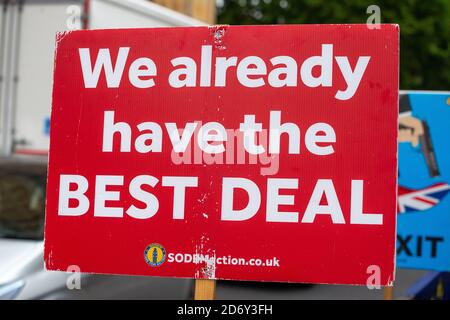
<box><xmin>44</xmin><ymin>117</ymin><xmax>50</xmax><ymax>136</ymax></box>
<box><xmin>406</xmin><ymin>271</ymin><xmax>450</xmax><ymax>300</ymax></box>
<box><xmin>397</xmin><ymin>92</ymin><xmax>450</xmax><ymax>271</ymax></box>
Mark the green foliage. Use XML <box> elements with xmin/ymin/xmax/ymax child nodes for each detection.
<box><xmin>217</xmin><ymin>0</ymin><xmax>450</xmax><ymax>90</ymax></box>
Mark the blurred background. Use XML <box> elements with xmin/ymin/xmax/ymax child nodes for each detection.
<box><xmin>0</xmin><ymin>0</ymin><xmax>448</xmax><ymax>300</ymax></box>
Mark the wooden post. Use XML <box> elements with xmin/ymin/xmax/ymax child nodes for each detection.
<box><xmin>384</xmin><ymin>286</ymin><xmax>394</xmax><ymax>300</ymax></box>
<box><xmin>152</xmin><ymin>0</ymin><xmax>216</xmax><ymax>24</ymax></box>
<box><xmin>194</xmin><ymin>279</ymin><xmax>216</xmax><ymax>300</ymax></box>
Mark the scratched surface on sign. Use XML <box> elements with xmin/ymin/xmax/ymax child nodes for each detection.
<box><xmin>45</xmin><ymin>25</ymin><xmax>399</xmax><ymax>285</ymax></box>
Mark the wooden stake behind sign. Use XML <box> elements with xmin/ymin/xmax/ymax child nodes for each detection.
<box><xmin>194</xmin><ymin>279</ymin><xmax>216</xmax><ymax>300</ymax></box>
<box><xmin>384</xmin><ymin>286</ymin><xmax>394</xmax><ymax>300</ymax></box>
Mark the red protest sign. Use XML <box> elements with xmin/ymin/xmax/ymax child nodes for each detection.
<box><xmin>44</xmin><ymin>25</ymin><xmax>398</xmax><ymax>285</ymax></box>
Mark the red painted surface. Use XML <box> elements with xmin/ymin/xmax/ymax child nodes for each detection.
<box><xmin>45</xmin><ymin>25</ymin><xmax>398</xmax><ymax>285</ymax></box>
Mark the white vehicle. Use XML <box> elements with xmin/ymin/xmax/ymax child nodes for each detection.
<box><xmin>0</xmin><ymin>0</ymin><xmax>204</xmax><ymax>299</ymax></box>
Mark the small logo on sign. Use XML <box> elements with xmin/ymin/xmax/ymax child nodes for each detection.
<box><xmin>144</xmin><ymin>243</ymin><xmax>166</xmax><ymax>267</ymax></box>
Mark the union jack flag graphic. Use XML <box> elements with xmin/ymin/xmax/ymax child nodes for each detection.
<box><xmin>398</xmin><ymin>182</ymin><xmax>450</xmax><ymax>214</ymax></box>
